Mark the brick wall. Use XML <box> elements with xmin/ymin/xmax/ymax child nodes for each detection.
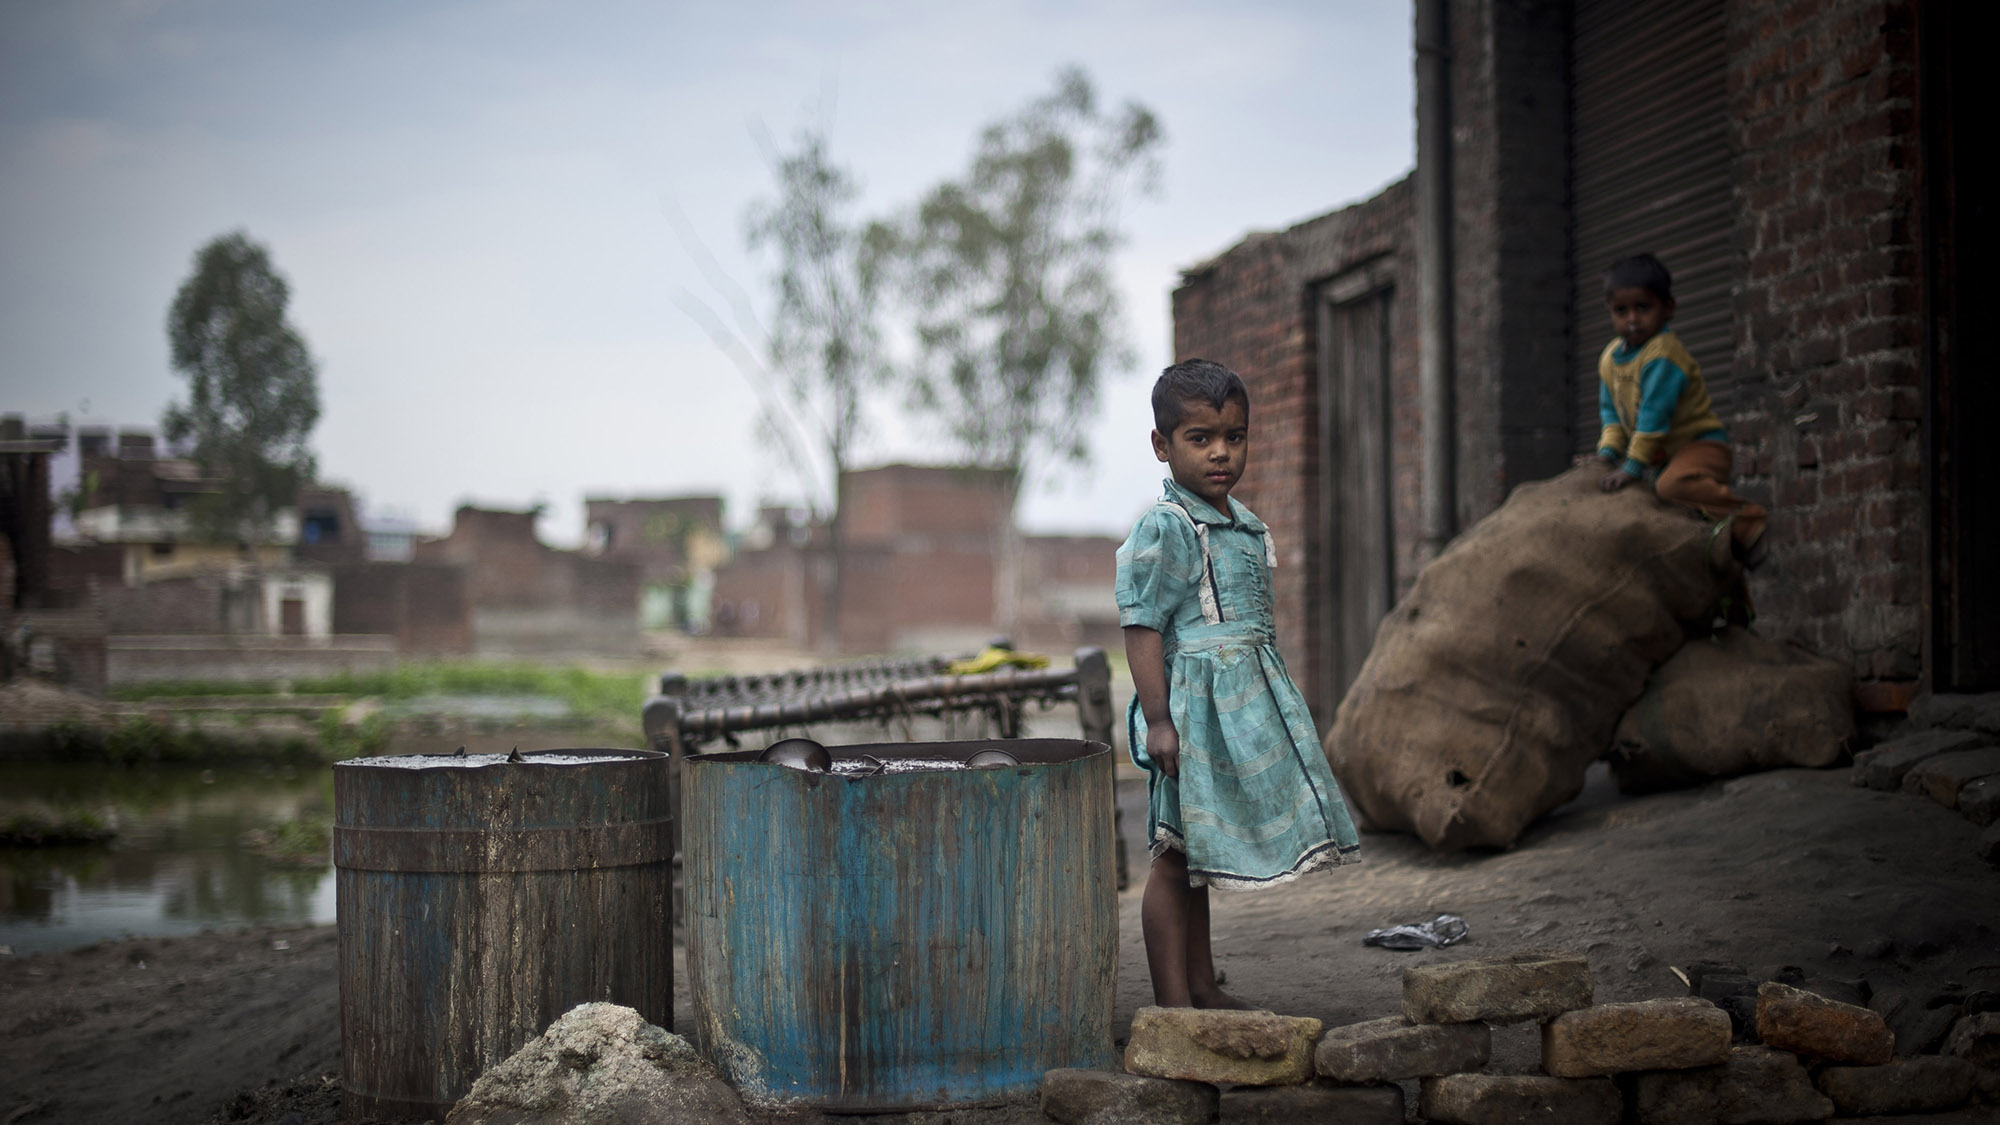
<box><xmin>1725</xmin><ymin>0</ymin><xmax>1923</xmax><ymax>685</ymax></box>
<box><xmin>1171</xmin><ymin>176</ymin><xmax>1418</xmax><ymax>706</ymax></box>
<box><xmin>332</xmin><ymin>562</ymin><xmax>473</xmax><ymax>653</ymax></box>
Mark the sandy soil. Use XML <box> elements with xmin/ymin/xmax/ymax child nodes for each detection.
<box><xmin>2</xmin><ymin>763</ymin><xmax>1995</xmax><ymax>1124</ymax></box>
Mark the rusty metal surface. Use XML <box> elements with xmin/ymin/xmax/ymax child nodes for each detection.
<box><xmin>334</xmin><ymin>749</ymin><xmax>672</xmax><ymax>1122</ymax></box>
<box><xmin>683</xmin><ymin>738</ymin><xmax>1118</xmax><ymax>1110</ymax></box>
<box><xmin>1570</xmin><ymin>0</ymin><xmax>1738</xmax><ymax>439</ymax></box>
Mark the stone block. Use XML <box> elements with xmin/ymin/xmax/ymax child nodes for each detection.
<box><xmin>1852</xmin><ymin>730</ymin><xmax>1983</xmax><ymax>790</ymax></box>
<box><xmin>1419</xmin><ymin>1073</ymin><xmax>1620</xmax><ymax>1125</ymax></box>
<box><xmin>1755</xmin><ymin>980</ymin><xmax>1893</xmax><ymax>1064</ymax></box>
<box><xmin>1903</xmin><ymin>747</ymin><xmax>2000</xmax><ymax>806</ymax></box>
<box><xmin>1910</xmin><ymin>691</ymin><xmax>2000</xmax><ymax>735</ymax></box>
<box><xmin>1122</xmin><ymin>1006</ymin><xmax>1321</xmax><ymax>1087</ymax></box>
<box><xmin>1628</xmin><ymin>1045</ymin><xmax>1834</xmax><ymax>1124</ymax></box>
<box><xmin>1313</xmin><ymin>1015</ymin><xmax>1489</xmax><ymax>1082</ymax></box>
<box><xmin>1218</xmin><ymin>1081</ymin><xmax>1403</xmax><ymax>1124</ymax></box>
<box><xmin>1541</xmin><ymin>997</ymin><xmax>1732</xmax><ymax>1076</ymax></box>
<box><xmin>446</xmin><ymin>1002</ymin><xmax>748</xmax><ymax>1125</ymax></box>
<box><xmin>1814</xmin><ymin>1056</ymin><xmax>1976</xmax><ymax>1115</ymax></box>
<box><xmin>1958</xmin><ymin>776</ymin><xmax>2000</xmax><ymax>826</ymax></box>
<box><xmin>1944</xmin><ymin>1011</ymin><xmax>2000</xmax><ymax>1068</ymax></box>
<box><xmin>1040</xmin><ymin>1068</ymin><xmax>1218</xmax><ymax>1125</ymax></box>
<box><xmin>1869</xmin><ymin>987</ymin><xmax>1966</xmax><ymax>1056</ymax></box>
<box><xmin>1402</xmin><ymin>950</ymin><xmax>1592</xmax><ymax>1025</ymax></box>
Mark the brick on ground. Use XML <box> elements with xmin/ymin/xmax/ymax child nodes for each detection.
<box><xmin>1039</xmin><ymin>1068</ymin><xmax>1217</xmax><ymax>1125</ymax></box>
<box><xmin>1814</xmin><ymin>1056</ymin><xmax>1977</xmax><ymax>1116</ymax></box>
<box><xmin>1418</xmin><ymin>1073</ymin><xmax>1620</xmax><ymax>1125</ymax></box>
<box><xmin>1402</xmin><ymin>950</ymin><xmax>1592</xmax><ymax>1025</ymax></box>
<box><xmin>1627</xmin><ymin>1045</ymin><xmax>1834</xmax><ymax>1124</ymax></box>
<box><xmin>1217</xmin><ymin>1081</ymin><xmax>1403</xmax><ymax>1124</ymax></box>
<box><xmin>1910</xmin><ymin>692</ymin><xmax>2000</xmax><ymax>735</ymax></box>
<box><xmin>1944</xmin><ymin>1011</ymin><xmax>2000</xmax><ymax>1068</ymax></box>
<box><xmin>1755</xmin><ymin>980</ymin><xmax>1894</xmax><ymax>1064</ymax></box>
<box><xmin>1852</xmin><ymin>730</ymin><xmax>1986</xmax><ymax>790</ymax></box>
<box><xmin>1958</xmin><ymin>776</ymin><xmax>2000</xmax><ymax>826</ymax></box>
<box><xmin>1868</xmin><ymin>987</ymin><xmax>1965</xmax><ymax>1056</ymax></box>
<box><xmin>1541</xmin><ymin>997</ymin><xmax>1731</xmax><ymax>1077</ymax></box>
<box><xmin>1121</xmin><ymin>1006</ymin><xmax>1320</xmax><ymax>1086</ymax></box>
<box><xmin>1313</xmin><ymin>1015</ymin><xmax>1489</xmax><ymax>1082</ymax></box>
<box><xmin>1903</xmin><ymin>747</ymin><xmax>2000</xmax><ymax>807</ymax></box>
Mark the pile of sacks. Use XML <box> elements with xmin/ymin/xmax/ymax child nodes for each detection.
<box><xmin>1043</xmin><ymin>950</ymin><xmax>1996</xmax><ymax>1124</ymax></box>
<box><xmin>1327</xmin><ymin>467</ymin><xmax>1853</xmax><ymax>851</ymax></box>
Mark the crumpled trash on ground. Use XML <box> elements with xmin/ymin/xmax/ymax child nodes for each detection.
<box><xmin>1362</xmin><ymin>913</ymin><xmax>1470</xmax><ymax>950</ymax></box>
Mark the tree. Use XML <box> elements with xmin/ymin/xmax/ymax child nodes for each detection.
<box><xmin>880</xmin><ymin>66</ymin><xmax>1163</xmax><ymax>482</ymax></box>
<box><xmin>741</xmin><ymin>120</ymin><xmax>889</xmax><ymax>648</ymax></box>
<box><xmin>745</xmin><ymin>121</ymin><xmax>889</xmax><ymax>514</ymax></box>
<box><xmin>163</xmin><ymin>231</ymin><xmax>321</xmax><ymax>542</ymax></box>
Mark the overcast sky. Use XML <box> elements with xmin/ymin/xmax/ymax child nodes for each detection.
<box><xmin>1</xmin><ymin>0</ymin><xmax>1413</xmax><ymax>545</ymax></box>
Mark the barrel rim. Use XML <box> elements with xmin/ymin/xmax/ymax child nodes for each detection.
<box><xmin>333</xmin><ymin>746</ymin><xmax>665</xmax><ymax>771</ymax></box>
<box><xmin>688</xmin><ymin>736</ymin><xmax>1110</xmax><ymax>770</ymax></box>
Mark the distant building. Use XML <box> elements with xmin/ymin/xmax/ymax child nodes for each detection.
<box><xmin>710</xmin><ymin>464</ymin><xmax>1114</xmax><ymax>656</ymax></box>
<box><xmin>582</xmin><ymin>495</ymin><xmax>728</xmax><ymax>631</ymax></box>
<box><xmin>414</xmin><ymin>505</ymin><xmax>641</xmax><ymax>655</ymax></box>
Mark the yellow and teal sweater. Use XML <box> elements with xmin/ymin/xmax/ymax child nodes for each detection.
<box><xmin>1597</xmin><ymin>329</ymin><xmax>1727</xmax><ymax>478</ymax></box>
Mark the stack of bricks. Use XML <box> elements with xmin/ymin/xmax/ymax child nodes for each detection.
<box><xmin>1041</xmin><ymin>949</ymin><xmax>1994</xmax><ymax>1124</ymax></box>
<box><xmin>1851</xmin><ymin>695</ymin><xmax>2000</xmax><ymax>865</ymax></box>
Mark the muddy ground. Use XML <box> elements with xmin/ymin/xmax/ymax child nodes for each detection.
<box><xmin>3</xmin><ymin>757</ymin><xmax>1995</xmax><ymax>1124</ymax></box>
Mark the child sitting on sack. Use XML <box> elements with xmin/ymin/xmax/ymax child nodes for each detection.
<box><xmin>1590</xmin><ymin>252</ymin><xmax>1769</xmax><ymax>570</ymax></box>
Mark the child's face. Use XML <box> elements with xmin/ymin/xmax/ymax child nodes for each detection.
<box><xmin>1607</xmin><ymin>286</ymin><xmax>1674</xmax><ymax>351</ymax></box>
<box><xmin>1152</xmin><ymin>396</ymin><xmax>1248</xmax><ymax>507</ymax></box>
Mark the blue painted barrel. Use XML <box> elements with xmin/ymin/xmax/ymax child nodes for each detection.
<box><xmin>334</xmin><ymin>749</ymin><xmax>672</xmax><ymax>1122</ymax></box>
<box><xmin>683</xmin><ymin>738</ymin><xmax>1117</xmax><ymax>1110</ymax></box>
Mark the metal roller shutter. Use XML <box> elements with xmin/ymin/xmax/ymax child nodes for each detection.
<box><xmin>1569</xmin><ymin>0</ymin><xmax>1736</xmax><ymax>450</ymax></box>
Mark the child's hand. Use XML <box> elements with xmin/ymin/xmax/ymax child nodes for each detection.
<box><xmin>1146</xmin><ymin>723</ymin><xmax>1182</xmax><ymax>778</ymax></box>
<box><xmin>1574</xmin><ymin>451</ymin><xmax>1614</xmax><ymax>467</ymax></box>
<box><xmin>1600</xmin><ymin>469</ymin><xmax>1632</xmax><ymax>492</ymax></box>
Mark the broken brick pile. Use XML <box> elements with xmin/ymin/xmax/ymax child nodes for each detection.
<box><xmin>1041</xmin><ymin>950</ymin><xmax>1999</xmax><ymax>1124</ymax></box>
<box><xmin>1851</xmin><ymin>692</ymin><xmax>2000</xmax><ymax>866</ymax></box>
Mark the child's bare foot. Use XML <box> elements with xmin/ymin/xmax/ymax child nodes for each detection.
<box><xmin>1189</xmin><ymin>986</ymin><xmax>1254</xmax><ymax>1010</ymax></box>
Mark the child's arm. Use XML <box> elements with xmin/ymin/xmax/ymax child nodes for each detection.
<box><xmin>1124</xmin><ymin>625</ymin><xmax>1180</xmax><ymax>778</ymax></box>
<box><xmin>1602</xmin><ymin>357</ymin><xmax>1690</xmax><ymax>492</ymax></box>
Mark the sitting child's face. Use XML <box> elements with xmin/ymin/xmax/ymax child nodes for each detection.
<box><xmin>1152</xmin><ymin>395</ymin><xmax>1249</xmax><ymax>507</ymax></box>
<box><xmin>1607</xmin><ymin>285</ymin><xmax>1674</xmax><ymax>351</ymax></box>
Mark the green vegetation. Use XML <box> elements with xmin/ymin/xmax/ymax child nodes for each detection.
<box><xmin>112</xmin><ymin>661</ymin><xmax>649</xmax><ymax>725</ymax></box>
<box><xmin>0</xmin><ymin>804</ymin><xmax>117</xmax><ymax>847</ymax></box>
<box><xmin>240</xmin><ymin>817</ymin><xmax>331</xmax><ymax>867</ymax></box>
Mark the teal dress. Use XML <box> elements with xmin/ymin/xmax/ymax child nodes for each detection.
<box><xmin>1115</xmin><ymin>479</ymin><xmax>1361</xmax><ymax>890</ymax></box>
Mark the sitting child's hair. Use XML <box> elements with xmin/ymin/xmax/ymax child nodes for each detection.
<box><xmin>1604</xmin><ymin>253</ymin><xmax>1674</xmax><ymax>301</ymax></box>
<box><xmin>1152</xmin><ymin>358</ymin><xmax>1250</xmax><ymax>434</ymax></box>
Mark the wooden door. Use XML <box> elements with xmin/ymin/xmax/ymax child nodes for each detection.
<box><xmin>1318</xmin><ymin>277</ymin><xmax>1396</xmax><ymax>718</ymax></box>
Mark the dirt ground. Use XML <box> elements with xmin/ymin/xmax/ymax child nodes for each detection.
<box><xmin>3</xmin><ymin>756</ymin><xmax>1995</xmax><ymax>1124</ymax></box>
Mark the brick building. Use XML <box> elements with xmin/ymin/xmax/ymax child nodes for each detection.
<box><xmin>1172</xmin><ymin>0</ymin><xmax>1995</xmax><ymax>723</ymax></box>
<box><xmin>713</xmin><ymin>465</ymin><xmax>1081</xmax><ymax>655</ymax></box>
<box><xmin>413</xmin><ymin>505</ymin><xmax>640</xmax><ymax>655</ymax></box>
<box><xmin>582</xmin><ymin>495</ymin><xmax>728</xmax><ymax>631</ymax></box>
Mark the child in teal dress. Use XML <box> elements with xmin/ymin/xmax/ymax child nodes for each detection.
<box><xmin>1116</xmin><ymin>358</ymin><xmax>1361</xmax><ymax>1009</ymax></box>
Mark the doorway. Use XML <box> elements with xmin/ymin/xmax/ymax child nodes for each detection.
<box><xmin>1317</xmin><ymin>266</ymin><xmax>1397</xmax><ymax>719</ymax></box>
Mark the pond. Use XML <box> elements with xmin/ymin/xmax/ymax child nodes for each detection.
<box><xmin>0</xmin><ymin>730</ymin><xmax>631</xmax><ymax>955</ymax></box>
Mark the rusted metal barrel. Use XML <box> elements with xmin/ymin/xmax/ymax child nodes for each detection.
<box><xmin>334</xmin><ymin>749</ymin><xmax>672</xmax><ymax>1122</ymax></box>
<box><xmin>684</xmin><ymin>738</ymin><xmax>1117</xmax><ymax>1110</ymax></box>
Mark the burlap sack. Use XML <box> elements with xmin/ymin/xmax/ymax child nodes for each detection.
<box><xmin>1607</xmin><ymin>626</ymin><xmax>1853</xmax><ymax>794</ymax></box>
<box><xmin>1325</xmin><ymin>467</ymin><xmax>1739</xmax><ymax>850</ymax></box>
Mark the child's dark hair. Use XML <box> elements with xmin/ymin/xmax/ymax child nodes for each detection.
<box><xmin>1604</xmin><ymin>253</ymin><xmax>1673</xmax><ymax>301</ymax></box>
<box><xmin>1152</xmin><ymin>358</ymin><xmax>1250</xmax><ymax>436</ymax></box>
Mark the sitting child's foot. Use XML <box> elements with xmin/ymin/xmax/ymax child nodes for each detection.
<box><xmin>1732</xmin><ymin>528</ymin><xmax>1769</xmax><ymax>571</ymax></box>
<box><xmin>1189</xmin><ymin>986</ymin><xmax>1255</xmax><ymax>1010</ymax></box>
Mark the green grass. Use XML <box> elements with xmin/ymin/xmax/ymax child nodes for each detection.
<box><xmin>112</xmin><ymin>661</ymin><xmax>650</xmax><ymax>727</ymax></box>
